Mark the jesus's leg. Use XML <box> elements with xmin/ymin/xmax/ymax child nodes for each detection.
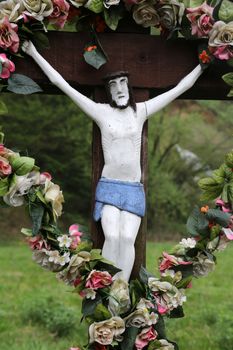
<box><xmin>101</xmin><ymin>204</ymin><xmax>121</xmax><ymax>268</ymax></box>
<box><xmin>118</xmin><ymin>211</ymin><xmax>141</xmax><ymax>281</ymax></box>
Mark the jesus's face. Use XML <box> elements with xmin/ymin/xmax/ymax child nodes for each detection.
<box><xmin>108</xmin><ymin>76</ymin><xmax>130</xmax><ymax>109</ymax></box>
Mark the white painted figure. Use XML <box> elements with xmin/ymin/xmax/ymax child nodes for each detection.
<box><xmin>22</xmin><ymin>41</ymin><xmax>203</xmax><ymax>281</ymax></box>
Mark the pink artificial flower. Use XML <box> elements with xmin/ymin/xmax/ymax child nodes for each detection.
<box><xmin>186</xmin><ymin>1</ymin><xmax>214</xmax><ymax>38</ymax></box>
<box><xmin>69</xmin><ymin>224</ymin><xmax>82</xmax><ymax>250</ymax></box>
<box><xmin>49</xmin><ymin>0</ymin><xmax>70</xmax><ymax>29</ymax></box>
<box><xmin>222</xmin><ymin>228</ymin><xmax>233</xmax><ymax>241</ymax></box>
<box><xmin>152</xmin><ymin>294</ymin><xmax>169</xmax><ymax>315</ymax></box>
<box><xmin>135</xmin><ymin>326</ymin><xmax>158</xmax><ymax>350</ymax></box>
<box><xmin>28</xmin><ymin>235</ymin><xmax>50</xmax><ymax>250</ymax></box>
<box><xmin>39</xmin><ymin>172</ymin><xmax>52</xmax><ymax>184</ymax></box>
<box><xmin>0</xmin><ymin>156</ymin><xmax>12</xmax><ymax>177</ymax></box>
<box><xmin>0</xmin><ymin>144</ymin><xmax>6</xmax><ymax>156</ymax></box>
<box><xmin>69</xmin><ymin>348</ymin><xmax>81</xmax><ymax>350</ymax></box>
<box><xmin>159</xmin><ymin>252</ymin><xmax>192</xmax><ymax>272</ymax></box>
<box><xmin>0</xmin><ymin>17</ymin><xmax>19</xmax><ymax>53</ymax></box>
<box><xmin>216</xmin><ymin>199</ymin><xmax>231</xmax><ymax>213</ymax></box>
<box><xmin>85</xmin><ymin>270</ymin><xmax>113</xmax><ymax>290</ymax></box>
<box><xmin>211</xmin><ymin>45</ymin><xmax>233</xmax><ymax>60</ymax></box>
<box><xmin>0</xmin><ymin>53</ymin><xmax>15</xmax><ymax>79</ymax></box>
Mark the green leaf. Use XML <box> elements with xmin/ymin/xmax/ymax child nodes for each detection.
<box><xmin>189</xmin><ymin>0</ymin><xmax>204</xmax><ymax>6</ymax></box>
<box><xmin>0</xmin><ymin>61</ymin><xmax>2</xmax><ymax>76</ymax></box>
<box><xmin>82</xmin><ymin>294</ymin><xmax>101</xmax><ymax>318</ymax></box>
<box><xmin>170</xmin><ymin>306</ymin><xmax>184</xmax><ymax>318</ymax></box>
<box><xmin>93</xmin><ymin>303</ymin><xmax>112</xmax><ymax>322</ymax></box>
<box><xmin>130</xmin><ymin>279</ymin><xmax>146</xmax><ymax>307</ymax></box>
<box><xmin>0</xmin><ymin>100</ymin><xmax>8</xmax><ymax>115</ymax></box>
<box><xmin>218</xmin><ymin>0</ymin><xmax>233</xmax><ymax>22</ymax></box>
<box><xmin>95</xmin><ymin>261</ymin><xmax>121</xmax><ymax>275</ymax></box>
<box><xmin>227</xmin><ymin>87</ymin><xmax>233</xmax><ymax>97</ymax></box>
<box><xmin>206</xmin><ymin>209</ymin><xmax>231</xmax><ymax>227</ymax></box>
<box><xmin>222</xmin><ymin>72</ymin><xmax>233</xmax><ymax>87</ymax></box>
<box><xmin>104</xmin><ymin>6</ymin><xmax>125</xmax><ymax>31</ymax></box>
<box><xmin>32</xmin><ymin>32</ymin><xmax>50</xmax><ymax>50</ymax></box>
<box><xmin>83</xmin><ymin>47</ymin><xmax>107</xmax><ymax>69</ymax></box>
<box><xmin>0</xmin><ymin>132</ymin><xmax>4</xmax><ymax>143</ymax></box>
<box><xmin>0</xmin><ymin>177</ymin><xmax>9</xmax><ymax>196</ymax></box>
<box><xmin>11</xmin><ymin>156</ymin><xmax>35</xmax><ymax>175</ymax></box>
<box><xmin>139</xmin><ymin>265</ymin><xmax>155</xmax><ymax>284</ymax></box>
<box><xmin>29</xmin><ymin>202</ymin><xmax>45</xmax><ymax>236</ymax></box>
<box><xmin>120</xmin><ymin>327</ymin><xmax>139</xmax><ymax>350</ymax></box>
<box><xmin>198</xmin><ymin>177</ymin><xmax>223</xmax><ymax>201</ymax></box>
<box><xmin>90</xmin><ymin>249</ymin><xmax>103</xmax><ymax>260</ymax></box>
<box><xmin>85</xmin><ymin>0</ymin><xmax>104</xmax><ymax>13</ymax></box>
<box><xmin>36</xmin><ymin>190</ymin><xmax>47</xmax><ymax>205</ymax></box>
<box><xmin>154</xmin><ymin>315</ymin><xmax>166</xmax><ymax>338</ymax></box>
<box><xmin>7</xmin><ymin>74</ymin><xmax>43</xmax><ymax>95</ymax></box>
<box><xmin>21</xmin><ymin>228</ymin><xmax>33</xmax><ymax>237</ymax></box>
<box><xmin>76</xmin><ymin>240</ymin><xmax>93</xmax><ymax>253</ymax></box>
<box><xmin>225</xmin><ymin>150</ymin><xmax>233</xmax><ymax>168</ymax></box>
<box><xmin>176</xmin><ymin>275</ymin><xmax>193</xmax><ymax>289</ymax></box>
<box><xmin>186</xmin><ymin>206</ymin><xmax>209</xmax><ymax>237</ymax></box>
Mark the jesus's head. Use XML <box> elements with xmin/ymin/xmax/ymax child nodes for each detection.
<box><xmin>104</xmin><ymin>71</ymin><xmax>136</xmax><ymax>111</ymax></box>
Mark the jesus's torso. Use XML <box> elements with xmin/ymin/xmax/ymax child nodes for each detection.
<box><xmin>95</xmin><ymin>103</ymin><xmax>147</xmax><ymax>182</ymax></box>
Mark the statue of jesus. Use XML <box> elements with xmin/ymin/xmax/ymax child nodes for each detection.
<box><xmin>23</xmin><ymin>41</ymin><xmax>203</xmax><ymax>281</ymax></box>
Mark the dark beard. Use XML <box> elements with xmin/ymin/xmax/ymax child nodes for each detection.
<box><xmin>109</xmin><ymin>99</ymin><xmax>130</xmax><ymax>110</ymax></box>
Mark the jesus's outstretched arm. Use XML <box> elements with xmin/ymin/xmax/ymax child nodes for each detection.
<box><xmin>22</xmin><ymin>41</ymin><xmax>104</xmax><ymax>123</ymax></box>
<box><xmin>144</xmin><ymin>64</ymin><xmax>203</xmax><ymax>118</ymax></box>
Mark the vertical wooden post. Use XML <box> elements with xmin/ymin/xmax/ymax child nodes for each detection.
<box><xmin>91</xmin><ymin>87</ymin><xmax>149</xmax><ymax>279</ymax></box>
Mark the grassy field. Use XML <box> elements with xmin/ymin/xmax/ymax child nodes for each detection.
<box><xmin>0</xmin><ymin>241</ymin><xmax>232</xmax><ymax>350</ymax></box>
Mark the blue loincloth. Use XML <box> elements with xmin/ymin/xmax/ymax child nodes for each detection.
<box><xmin>93</xmin><ymin>177</ymin><xmax>146</xmax><ymax>221</ymax></box>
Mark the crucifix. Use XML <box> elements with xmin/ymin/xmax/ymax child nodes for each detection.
<box><xmin>15</xmin><ymin>26</ymin><xmax>232</xmax><ymax>281</ymax></box>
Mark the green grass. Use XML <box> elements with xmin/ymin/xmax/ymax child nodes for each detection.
<box><xmin>0</xmin><ymin>242</ymin><xmax>233</xmax><ymax>350</ymax></box>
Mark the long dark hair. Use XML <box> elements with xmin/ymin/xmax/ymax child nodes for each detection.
<box><xmin>103</xmin><ymin>71</ymin><xmax>136</xmax><ymax>112</ymax></box>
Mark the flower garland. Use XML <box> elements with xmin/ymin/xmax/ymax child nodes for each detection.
<box><xmin>1</xmin><ymin>132</ymin><xmax>233</xmax><ymax>350</ymax></box>
<box><xmin>0</xmin><ymin>0</ymin><xmax>233</xmax><ymax>96</ymax></box>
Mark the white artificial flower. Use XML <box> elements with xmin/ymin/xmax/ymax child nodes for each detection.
<box><xmin>56</xmin><ymin>252</ymin><xmax>70</xmax><ymax>266</ymax></box>
<box><xmin>82</xmin><ymin>288</ymin><xmax>96</xmax><ymax>300</ymax></box>
<box><xmin>57</xmin><ymin>234</ymin><xmax>72</xmax><ymax>248</ymax></box>
<box><xmin>48</xmin><ymin>250</ymin><xmax>60</xmax><ymax>263</ymax></box>
<box><xmin>147</xmin><ymin>311</ymin><xmax>158</xmax><ymax>326</ymax></box>
<box><xmin>179</xmin><ymin>238</ymin><xmax>196</xmax><ymax>249</ymax></box>
<box><xmin>3</xmin><ymin>171</ymin><xmax>40</xmax><ymax>207</ymax></box>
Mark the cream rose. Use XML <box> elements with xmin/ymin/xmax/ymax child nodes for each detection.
<box><xmin>208</xmin><ymin>21</ymin><xmax>233</xmax><ymax>60</ymax></box>
<box><xmin>158</xmin><ymin>0</ymin><xmax>185</xmax><ymax>31</ymax></box>
<box><xmin>44</xmin><ymin>180</ymin><xmax>64</xmax><ymax>217</ymax></box>
<box><xmin>193</xmin><ymin>253</ymin><xmax>215</xmax><ymax>277</ymax></box>
<box><xmin>22</xmin><ymin>0</ymin><xmax>54</xmax><ymax>21</ymax></box>
<box><xmin>89</xmin><ymin>317</ymin><xmax>125</xmax><ymax>345</ymax></box>
<box><xmin>108</xmin><ymin>279</ymin><xmax>131</xmax><ymax>315</ymax></box>
<box><xmin>124</xmin><ymin>308</ymin><xmax>151</xmax><ymax>328</ymax></box>
<box><xmin>57</xmin><ymin>251</ymin><xmax>91</xmax><ymax>284</ymax></box>
<box><xmin>148</xmin><ymin>277</ymin><xmax>173</xmax><ymax>292</ymax></box>
<box><xmin>0</xmin><ymin>0</ymin><xmax>25</xmax><ymax>22</ymax></box>
<box><xmin>133</xmin><ymin>1</ymin><xmax>160</xmax><ymax>28</ymax></box>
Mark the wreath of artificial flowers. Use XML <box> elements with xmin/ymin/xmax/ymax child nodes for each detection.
<box><xmin>1</xmin><ymin>131</ymin><xmax>233</xmax><ymax>350</ymax></box>
<box><xmin>0</xmin><ymin>0</ymin><xmax>233</xmax><ymax>96</ymax></box>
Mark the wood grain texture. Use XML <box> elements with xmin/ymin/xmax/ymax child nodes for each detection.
<box><xmin>14</xmin><ymin>32</ymin><xmax>232</xmax><ymax>99</ymax></box>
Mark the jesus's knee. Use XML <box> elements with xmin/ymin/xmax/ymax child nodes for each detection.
<box><xmin>120</xmin><ymin>211</ymin><xmax>141</xmax><ymax>246</ymax></box>
<box><xmin>101</xmin><ymin>205</ymin><xmax>120</xmax><ymax>242</ymax></box>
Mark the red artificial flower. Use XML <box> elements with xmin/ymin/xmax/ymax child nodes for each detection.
<box><xmin>85</xmin><ymin>45</ymin><xmax>97</xmax><ymax>52</ymax></box>
<box><xmin>199</xmin><ymin>50</ymin><xmax>211</xmax><ymax>64</ymax></box>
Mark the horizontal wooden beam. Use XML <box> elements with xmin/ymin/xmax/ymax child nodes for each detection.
<box><xmin>14</xmin><ymin>31</ymin><xmax>232</xmax><ymax>100</ymax></box>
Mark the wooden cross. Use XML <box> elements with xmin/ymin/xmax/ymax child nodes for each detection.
<box><xmin>14</xmin><ymin>25</ymin><xmax>232</xmax><ymax>278</ymax></box>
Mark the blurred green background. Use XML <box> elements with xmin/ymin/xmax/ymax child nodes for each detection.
<box><xmin>0</xmin><ymin>95</ymin><xmax>232</xmax><ymax>349</ymax></box>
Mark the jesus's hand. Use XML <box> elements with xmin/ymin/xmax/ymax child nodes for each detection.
<box><xmin>22</xmin><ymin>41</ymin><xmax>37</xmax><ymax>57</ymax></box>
